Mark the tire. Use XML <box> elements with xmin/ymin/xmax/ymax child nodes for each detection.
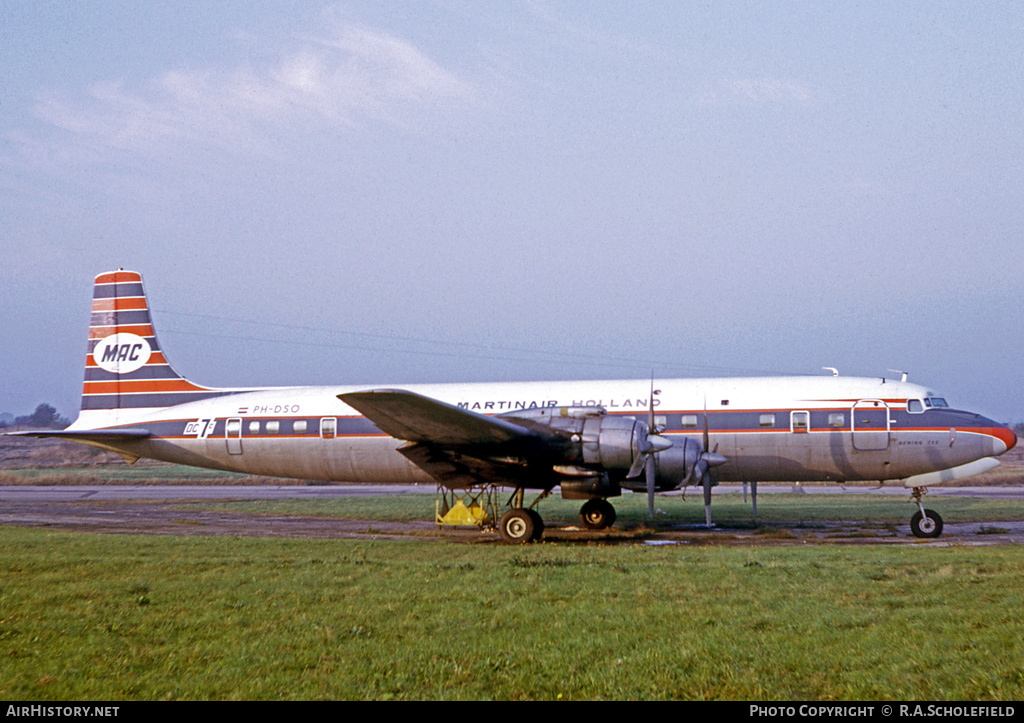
<box><xmin>910</xmin><ymin>509</ymin><xmax>944</xmax><ymax>538</ymax></box>
<box><xmin>499</xmin><ymin>509</ymin><xmax>535</xmax><ymax>544</ymax></box>
<box><xmin>579</xmin><ymin>499</ymin><xmax>616</xmax><ymax>530</ymax></box>
<box><xmin>526</xmin><ymin>509</ymin><xmax>545</xmax><ymax>541</ymax></box>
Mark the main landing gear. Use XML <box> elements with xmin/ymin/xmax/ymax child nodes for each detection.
<box><xmin>497</xmin><ymin>487</ymin><xmax>547</xmax><ymax>544</ymax></box>
<box><xmin>497</xmin><ymin>489</ymin><xmax>618</xmax><ymax>544</ymax></box>
<box><xmin>579</xmin><ymin>498</ymin><xmax>616</xmax><ymax>530</ymax></box>
<box><xmin>909</xmin><ymin>486</ymin><xmax>944</xmax><ymax>539</ymax></box>
<box><xmin>498</xmin><ymin>508</ymin><xmax>544</xmax><ymax>543</ymax></box>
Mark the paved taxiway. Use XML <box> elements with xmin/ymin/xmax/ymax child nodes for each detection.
<box><xmin>2</xmin><ymin>484</ymin><xmax>1024</xmax><ymax>545</ymax></box>
<box><xmin>4</xmin><ymin>483</ymin><xmax>1024</xmax><ymax>503</ymax></box>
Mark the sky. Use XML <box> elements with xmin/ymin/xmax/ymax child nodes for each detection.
<box><xmin>2</xmin><ymin>1</ymin><xmax>1023</xmax><ymax>424</ymax></box>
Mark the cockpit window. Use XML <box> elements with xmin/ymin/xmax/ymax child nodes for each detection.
<box><xmin>907</xmin><ymin>399</ymin><xmax>923</xmax><ymax>413</ymax></box>
<box><xmin>924</xmin><ymin>397</ymin><xmax>948</xmax><ymax>409</ymax></box>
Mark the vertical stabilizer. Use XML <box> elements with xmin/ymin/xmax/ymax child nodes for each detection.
<box><xmin>78</xmin><ymin>270</ymin><xmax>220</xmax><ymax>423</ymax></box>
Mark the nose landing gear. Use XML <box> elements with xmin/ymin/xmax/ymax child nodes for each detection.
<box><xmin>909</xmin><ymin>486</ymin><xmax>944</xmax><ymax>538</ymax></box>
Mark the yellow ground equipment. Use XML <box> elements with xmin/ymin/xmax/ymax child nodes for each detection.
<box><xmin>435</xmin><ymin>484</ymin><xmax>501</xmax><ymax>528</ymax></box>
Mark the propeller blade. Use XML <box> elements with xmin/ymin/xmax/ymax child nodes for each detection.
<box><xmin>626</xmin><ymin>453</ymin><xmax>646</xmax><ymax>480</ymax></box>
<box><xmin>648</xmin><ymin>376</ymin><xmax>656</xmax><ymax>432</ymax></box>
<box><xmin>702</xmin><ymin>471</ymin><xmax>713</xmax><ymax>527</ymax></box>
<box><xmin>646</xmin><ymin>455</ymin><xmax>656</xmax><ymax>519</ymax></box>
<box><xmin>702</xmin><ymin>398</ymin><xmax>710</xmax><ymax>452</ymax></box>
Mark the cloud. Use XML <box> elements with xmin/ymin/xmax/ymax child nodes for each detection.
<box><xmin>21</xmin><ymin>22</ymin><xmax>478</xmax><ymax>164</ymax></box>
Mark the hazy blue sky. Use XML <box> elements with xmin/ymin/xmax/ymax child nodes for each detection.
<box><xmin>2</xmin><ymin>1</ymin><xmax>1022</xmax><ymax>423</ymax></box>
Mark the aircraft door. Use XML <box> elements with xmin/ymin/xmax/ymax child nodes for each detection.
<box><xmin>226</xmin><ymin>417</ymin><xmax>243</xmax><ymax>455</ymax></box>
<box><xmin>852</xmin><ymin>400</ymin><xmax>890</xmax><ymax>451</ymax></box>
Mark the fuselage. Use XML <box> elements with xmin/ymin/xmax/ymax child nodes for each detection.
<box><xmin>70</xmin><ymin>375</ymin><xmax>1015</xmax><ymax>487</ymax></box>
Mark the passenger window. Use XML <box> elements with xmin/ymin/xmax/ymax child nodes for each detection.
<box><xmin>907</xmin><ymin>399</ymin><xmax>923</xmax><ymax>413</ymax></box>
<box><xmin>828</xmin><ymin>413</ymin><xmax>845</xmax><ymax>428</ymax></box>
<box><xmin>248</xmin><ymin>421</ymin><xmax>260</xmax><ymax>434</ymax></box>
<box><xmin>792</xmin><ymin>411</ymin><xmax>809</xmax><ymax>431</ymax></box>
<box><xmin>760</xmin><ymin>414</ymin><xmax>776</xmax><ymax>428</ymax></box>
<box><xmin>293</xmin><ymin>420</ymin><xmax>307</xmax><ymax>434</ymax></box>
<box><xmin>266</xmin><ymin>421</ymin><xmax>280</xmax><ymax>434</ymax></box>
<box><xmin>680</xmin><ymin>415</ymin><xmax>698</xmax><ymax>429</ymax></box>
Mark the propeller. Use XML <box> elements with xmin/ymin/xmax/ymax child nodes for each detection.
<box><xmin>678</xmin><ymin>399</ymin><xmax>728</xmax><ymax>527</ymax></box>
<box><xmin>626</xmin><ymin>381</ymin><xmax>672</xmax><ymax>518</ymax></box>
<box><xmin>700</xmin><ymin>400</ymin><xmax>714</xmax><ymax>526</ymax></box>
<box><xmin>625</xmin><ymin>381</ymin><xmax>726</xmax><ymax>521</ymax></box>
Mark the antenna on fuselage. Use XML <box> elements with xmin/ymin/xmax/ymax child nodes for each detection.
<box><xmin>822</xmin><ymin>367</ymin><xmax>839</xmax><ymax>377</ymax></box>
<box><xmin>888</xmin><ymin>369</ymin><xmax>909</xmax><ymax>382</ymax></box>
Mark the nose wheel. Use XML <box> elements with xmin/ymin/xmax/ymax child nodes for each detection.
<box><xmin>909</xmin><ymin>487</ymin><xmax>944</xmax><ymax>538</ymax></box>
<box><xmin>910</xmin><ymin>509</ymin><xmax>943</xmax><ymax>538</ymax></box>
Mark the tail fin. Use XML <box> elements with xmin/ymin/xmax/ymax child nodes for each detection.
<box><xmin>82</xmin><ymin>270</ymin><xmax>220</xmax><ymax>415</ymax></box>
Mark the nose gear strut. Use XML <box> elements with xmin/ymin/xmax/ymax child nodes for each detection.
<box><xmin>909</xmin><ymin>486</ymin><xmax>944</xmax><ymax>538</ymax></box>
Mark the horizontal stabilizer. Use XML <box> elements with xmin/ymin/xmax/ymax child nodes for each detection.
<box><xmin>5</xmin><ymin>428</ymin><xmax>152</xmax><ymax>441</ymax></box>
<box><xmin>5</xmin><ymin>428</ymin><xmax>152</xmax><ymax>464</ymax></box>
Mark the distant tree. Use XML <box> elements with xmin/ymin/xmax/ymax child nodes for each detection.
<box><xmin>14</xmin><ymin>403</ymin><xmax>71</xmax><ymax>430</ymax></box>
<box><xmin>1014</xmin><ymin>423</ymin><xmax>1024</xmax><ymax>439</ymax></box>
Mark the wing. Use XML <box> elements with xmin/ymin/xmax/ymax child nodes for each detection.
<box><xmin>338</xmin><ymin>389</ymin><xmax>566</xmax><ymax>488</ymax></box>
<box><xmin>339</xmin><ymin>389</ymin><xmax>547</xmax><ymax>447</ymax></box>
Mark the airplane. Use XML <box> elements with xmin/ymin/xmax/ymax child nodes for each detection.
<box><xmin>9</xmin><ymin>270</ymin><xmax>1017</xmax><ymax>543</ymax></box>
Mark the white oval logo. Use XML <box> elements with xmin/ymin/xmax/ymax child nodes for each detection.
<box><xmin>92</xmin><ymin>333</ymin><xmax>152</xmax><ymax>374</ymax></box>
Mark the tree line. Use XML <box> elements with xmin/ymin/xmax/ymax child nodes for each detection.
<box><xmin>0</xmin><ymin>403</ymin><xmax>71</xmax><ymax>430</ymax></box>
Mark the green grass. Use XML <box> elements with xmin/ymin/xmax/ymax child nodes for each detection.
<box><xmin>3</xmin><ymin>525</ymin><xmax>1024</xmax><ymax>700</ymax></box>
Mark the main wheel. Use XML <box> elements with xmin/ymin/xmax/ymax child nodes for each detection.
<box><xmin>499</xmin><ymin>509</ymin><xmax>536</xmax><ymax>544</ymax></box>
<box><xmin>579</xmin><ymin>499</ymin><xmax>616</xmax><ymax>530</ymax></box>
<box><xmin>526</xmin><ymin>509</ymin><xmax>545</xmax><ymax>541</ymax></box>
<box><xmin>910</xmin><ymin>509</ymin><xmax>944</xmax><ymax>538</ymax></box>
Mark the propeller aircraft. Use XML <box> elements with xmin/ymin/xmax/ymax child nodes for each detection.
<box><xmin>11</xmin><ymin>270</ymin><xmax>1017</xmax><ymax>542</ymax></box>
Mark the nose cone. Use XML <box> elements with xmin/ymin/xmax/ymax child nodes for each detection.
<box><xmin>992</xmin><ymin>424</ymin><xmax>1018</xmax><ymax>455</ymax></box>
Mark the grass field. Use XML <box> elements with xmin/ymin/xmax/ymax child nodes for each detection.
<box><xmin>3</xmin><ymin>517</ymin><xmax>1024</xmax><ymax>700</ymax></box>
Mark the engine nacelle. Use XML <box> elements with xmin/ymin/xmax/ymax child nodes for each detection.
<box><xmin>578</xmin><ymin>414</ymin><xmax>646</xmax><ymax>469</ymax></box>
<box><xmin>501</xmin><ymin>405</ymin><xmax>644</xmax><ymax>470</ymax></box>
<box><xmin>502</xmin><ymin>405</ymin><xmax>698</xmax><ymax>490</ymax></box>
